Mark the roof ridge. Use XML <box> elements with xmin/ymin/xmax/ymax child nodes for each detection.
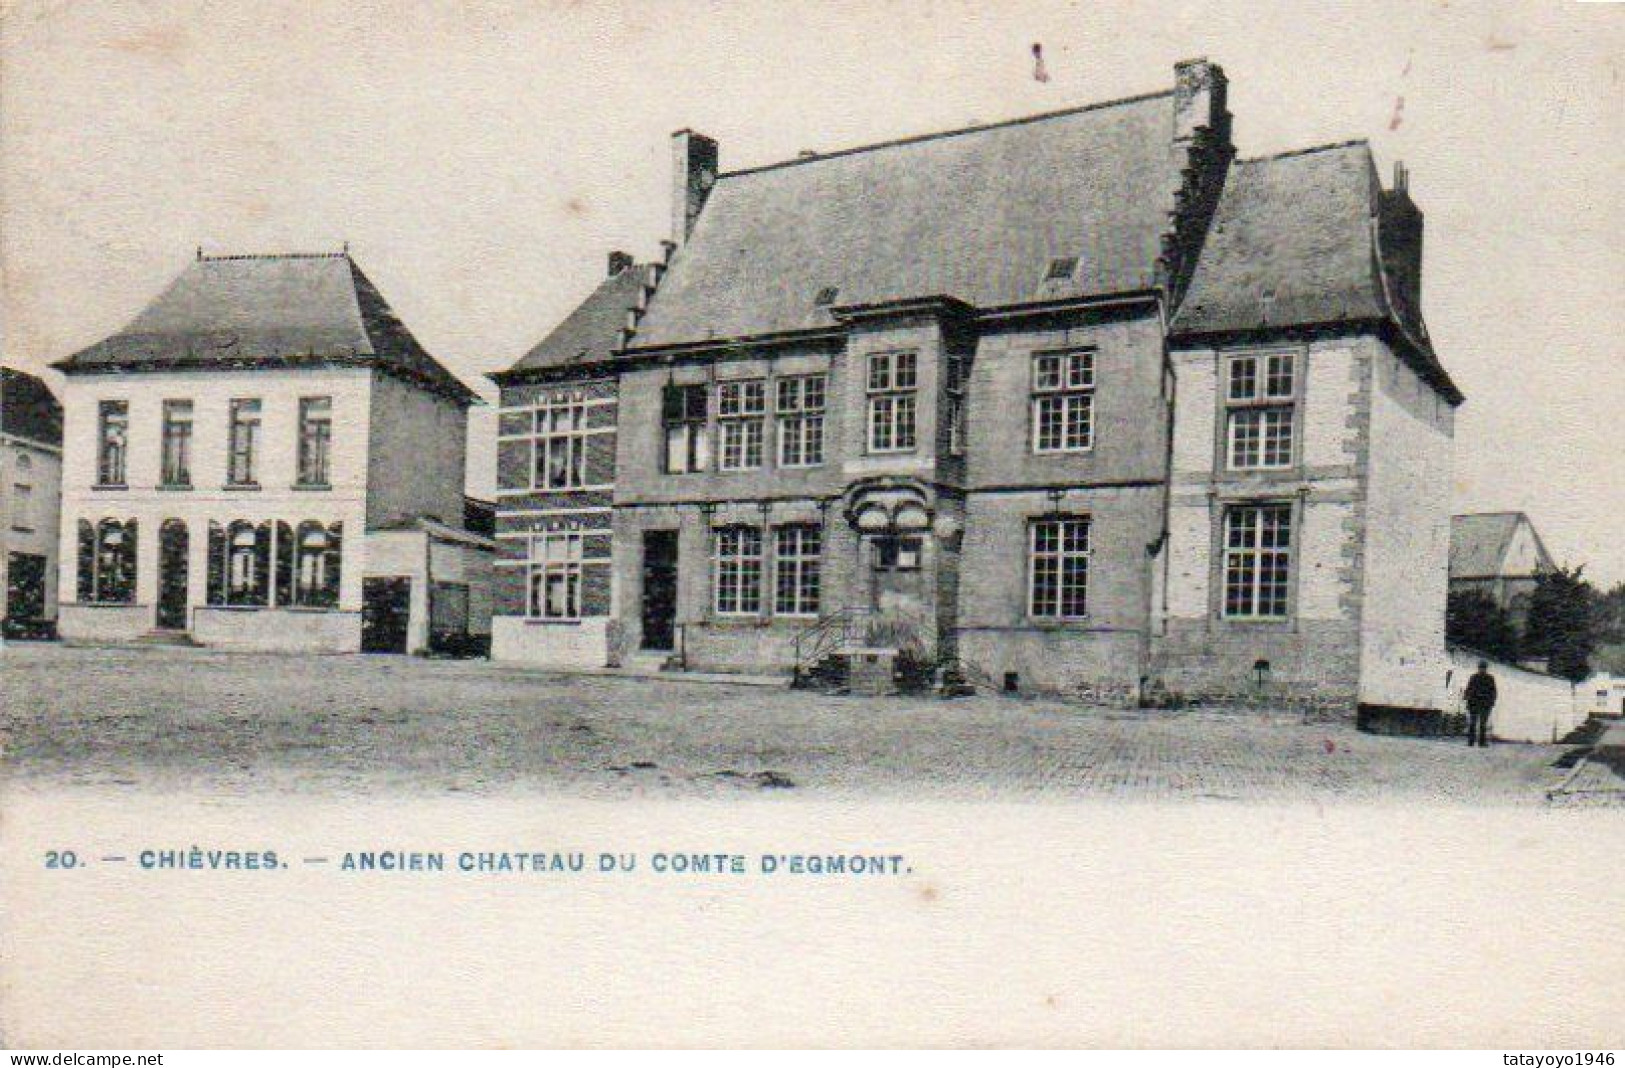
<box><xmin>720</xmin><ymin>88</ymin><xmax>1176</xmax><ymax>179</ymax></box>
<box><xmin>1237</xmin><ymin>139</ymin><xmax>1369</xmax><ymax>165</ymax></box>
<box><xmin>197</xmin><ymin>251</ymin><xmax>349</xmax><ymax>262</ymax></box>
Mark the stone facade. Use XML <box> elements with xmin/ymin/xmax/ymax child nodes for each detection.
<box><xmin>488</xmin><ymin>61</ymin><xmax>1462</xmax><ymax>715</ymax></box>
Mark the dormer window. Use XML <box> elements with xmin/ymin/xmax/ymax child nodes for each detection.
<box><xmin>1044</xmin><ymin>256</ymin><xmax>1079</xmax><ymax>282</ymax></box>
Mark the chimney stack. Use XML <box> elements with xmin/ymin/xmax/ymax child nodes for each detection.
<box><xmin>607</xmin><ymin>250</ymin><xmax>634</xmax><ymax>277</ymax></box>
<box><xmin>671</xmin><ymin>129</ymin><xmax>719</xmax><ymax>246</ymax></box>
<box><xmin>1378</xmin><ymin>160</ymin><xmax>1425</xmax><ymax>325</ymax></box>
<box><xmin>1172</xmin><ymin>58</ymin><xmax>1231</xmax><ymax>148</ymax></box>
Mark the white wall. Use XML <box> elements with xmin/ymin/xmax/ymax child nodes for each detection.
<box><xmin>1358</xmin><ymin>341</ymin><xmax>1456</xmax><ymax>708</ymax></box>
<box><xmin>491</xmin><ymin>615</ymin><xmax>614</xmax><ymax>668</ymax></box>
<box><xmin>1446</xmin><ymin>648</ymin><xmax>1586</xmax><ymax>743</ymax></box>
<box><xmin>367</xmin><ymin>372</ymin><xmax>468</xmax><ymax>531</ymax></box>
<box><xmin>57</xmin><ymin>366</ymin><xmax>373</xmax><ymax>639</ymax></box>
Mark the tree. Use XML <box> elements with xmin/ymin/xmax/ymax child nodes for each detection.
<box><xmin>1446</xmin><ymin>589</ymin><xmax>1519</xmax><ymax>662</ymax></box>
<box><xmin>1595</xmin><ymin>582</ymin><xmax>1625</xmax><ymax>645</ymax></box>
<box><xmin>1522</xmin><ymin>565</ymin><xmax>1598</xmax><ymax>682</ymax></box>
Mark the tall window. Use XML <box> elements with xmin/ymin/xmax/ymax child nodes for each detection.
<box><xmin>1032</xmin><ymin>349</ymin><xmax>1094</xmax><ymax>453</ymax></box>
<box><xmin>160</xmin><ymin>400</ymin><xmax>193</xmax><ymax>487</ymax></box>
<box><xmin>221</xmin><ymin>520</ymin><xmax>270</xmax><ymax>606</ymax></box>
<box><xmin>1226</xmin><ymin>352</ymin><xmax>1295</xmax><ymax>469</ymax></box>
<box><xmin>76</xmin><ymin>517</ymin><xmax>137</xmax><ymax>604</ymax></box>
<box><xmin>1029</xmin><ymin>517</ymin><xmax>1090</xmax><ymax>620</ymax></box>
<box><xmin>945</xmin><ymin>356</ymin><xmax>967</xmax><ymax>455</ymax></box>
<box><xmin>776</xmin><ymin>375</ymin><xmax>826</xmax><ymax>467</ymax></box>
<box><xmin>293</xmin><ymin>521</ymin><xmax>342</xmax><ymax>607</ymax></box>
<box><xmin>529</xmin><ymin>396</ymin><xmax>588</xmax><ymax>490</ymax></box>
<box><xmin>227</xmin><ymin>399</ymin><xmax>262</xmax><ymax>486</ymax></box>
<box><xmin>527</xmin><ymin>533</ymin><xmax>582</xmax><ymax>620</ymax></box>
<box><xmin>866</xmin><ymin>351</ymin><xmax>917</xmax><ymax>453</ymax></box>
<box><xmin>662</xmin><ymin>384</ymin><xmax>709</xmax><ymax>474</ymax></box>
<box><xmin>97</xmin><ymin>400</ymin><xmax>128</xmax><ymax>486</ymax></box>
<box><xmin>10</xmin><ymin>483</ymin><xmax>32</xmax><ymax>532</ymax></box>
<box><xmin>773</xmin><ymin>525</ymin><xmax>821</xmax><ymax>616</ymax></box>
<box><xmin>717</xmin><ymin>380</ymin><xmax>766</xmax><ymax>471</ymax></box>
<box><xmin>297</xmin><ymin>397</ymin><xmax>333</xmax><ymax>487</ymax></box>
<box><xmin>1223</xmin><ymin>504</ymin><xmax>1292</xmax><ymax>619</ymax></box>
<box><xmin>714</xmin><ymin>526</ymin><xmax>763</xmax><ymax>615</ymax></box>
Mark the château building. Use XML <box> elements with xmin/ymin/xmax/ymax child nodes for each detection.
<box><xmin>490</xmin><ymin>60</ymin><xmax>1460</xmax><ymax>713</ymax></box>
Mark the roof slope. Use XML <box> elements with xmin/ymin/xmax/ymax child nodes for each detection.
<box><xmin>1170</xmin><ymin>142</ymin><xmax>1461</xmax><ymax>402</ymax></box>
<box><xmin>1450</xmin><ymin>513</ymin><xmax>1554</xmax><ymax>580</ymax></box>
<box><xmin>1</xmin><ymin>366</ymin><xmax>63</xmax><ymax>446</ymax></box>
<box><xmin>1172</xmin><ymin>143</ymin><xmax>1386</xmax><ymax>333</ymax></box>
<box><xmin>503</xmin><ymin>264</ymin><xmax>646</xmax><ymax>375</ymax></box>
<box><xmin>632</xmin><ymin>92</ymin><xmax>1180</xmax><ymax>349</ymax></box>
<box><xmin>56</xmin><ymin>253</ymin><xmax>475</xmax><ymax>403</ymax></box>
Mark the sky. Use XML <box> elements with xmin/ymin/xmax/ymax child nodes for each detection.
<box><xmin>2</xmin><ymin>0</ymin><xmax>1620</xmax><ymax>584</ymax></box>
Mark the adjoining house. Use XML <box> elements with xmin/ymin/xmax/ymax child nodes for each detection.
<box><xmin>1581</xmin><ymin>673</ymin><xmax>1625</xmax><ymax>720</ymax></box>
<box><xmin>1449</xmin><ymin>511</ymin><xmax>1556</xmax><ymax>630</ymax></box>
<box><xmin>489</xmin><ymin>59</ymin><xmax>1462</xmax><ymax>715</ymax></box>
<box><xmin>2</xmin><ymin>367</ymin><xmax>65</xmax><ymax>637</ymax></box>
<box><xmin>51</xmin><ymin>250</ymin><xmax>495</xmax><ymax>654</ymax></box>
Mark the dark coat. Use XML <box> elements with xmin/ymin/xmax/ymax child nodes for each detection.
<box><xmin>1465</xmin><ymin>671</ymin><xmax>1498</xmax><ymax>714</ymax></box>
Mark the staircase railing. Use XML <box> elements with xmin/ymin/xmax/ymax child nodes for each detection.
<box><xmin>791</xmin><ymin>606</ymin><xmax>873</xmax><ymax>684</ymax></box>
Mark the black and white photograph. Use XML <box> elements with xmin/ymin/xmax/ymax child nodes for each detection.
<box><xmin>1</xmin><ymin>0</ymin><xmax>1621</xmax><ymax>1051</ymax></box>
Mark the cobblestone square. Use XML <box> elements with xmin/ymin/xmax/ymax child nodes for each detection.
<box><xmin>1</xmin><ymin>643</ymin><xmax>1615</xmax><ymax>803</ymax></box>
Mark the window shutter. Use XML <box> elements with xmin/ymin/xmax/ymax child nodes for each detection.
<box><xmin>276</xmin><ymin>522</ymin><xmax>295</xmax><ymax>607</ymax></box>
<box><xmin>76</xmin><ymin>520</ymin><xmax>94</xmax><ymax>602</ymax></box>
<box><xmin>207</xmin><ymin>522</ymin><xmax>225</xmax><ymax>606</ymax></box>
<box><xmin>121</xmin><ymin>520</ymin><xmax>138</xmax><ymax>601</ymax></box>
<box><xmin>253</xmin><ymin>522</ymin><xmax>272</xmax><ymax>606</ymax></box>
<box><xmin>325</xmin><ymin>523</ymin><xmax>343</xmax><ymax>607</ymax></box>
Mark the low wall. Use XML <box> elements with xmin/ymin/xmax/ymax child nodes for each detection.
<box><xmin>491</xmin><ymin>615</ymin><xmax>616</xmax><ymax>669</ymax></box>
<box><xmin>680</xmin><ymin>620</ymin><xmax>805</xmax><ymax>675</ymax></box>
<box><xmin>192</xmin><ymin>607</ymin><xmax>362</xmax><ymax>653</ymax></box>
<box><xmin>958</xmin><ymin>627</ymin><xmax>1144</xmax><ymax>703</ymax></box>
<box><xmin>57</xmin><ymin>603</ymin><xmax>151</xmax><ymax>643</ymax></box>
<box><xmin>1444</xmin><ymin>648</ymin><xmax>1585</xmax><ymax>743</ymax></box>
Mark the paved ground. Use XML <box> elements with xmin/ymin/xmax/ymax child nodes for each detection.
<box><xmin>1</xmin><ymin>643</ymin><xmax>1617</xmax><ymax>803</ymax></box>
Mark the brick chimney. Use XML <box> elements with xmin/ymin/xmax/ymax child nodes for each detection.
<box><xmin>1162</xmin><ymin>58</ymin><xmax>1236</xmax><ymax>307</ymax></box>
<box><xmin>671</xmin><ymin>129</ymin><xmax>719</xmax><ymax>246</ymax></box>
<box><xmin>1172</xmin><ymin>57</ymin><xmax>1231</xmax><ymax>148</ymax></box>
<box><xmin>1378</xmin><ymin>161</ymin><xmax>1425</xmax><ymax>331</ymax></box>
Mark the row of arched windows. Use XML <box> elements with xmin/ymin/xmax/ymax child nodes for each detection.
<box><xmin>205</xmin><ymin>520</ymin><xmax>343</xmax><ymax>609</ymax></box>
<box><xmin>75</xmin><ymin>517</ymin><xmax>342</xmax><ymax>609</ymax></box>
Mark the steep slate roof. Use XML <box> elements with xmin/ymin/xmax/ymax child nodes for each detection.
<box><xmin>1</xmin><ymin>366</ymin><xmax>64</xmax><ymax>447</ymax></box>
<box><xmin>1450</xmin><ymin>512</ymin><xmax>1553</xmax><ymax>580</ymax></box>
<box><xmin>1172</xmin><ymin>144</ymin><xmax>1386</xmax><ymax>333</ymax></box>
<box><xmin>500</xmin><ymin>264</ymin><xmax>647</xmax><ymax>376</ymax></box>
<box><xmin>1170</xmin><ymin>142</ymin><xmax>1461</xmax><ymax>402</ymax></box>
<box><xmin>55</xmin><ymin>253</ymin><xmax>476</xmax><ymax>404</ymax></box>
<box><xmin>631</xmin><ymin>91</ymin><xmax>1180</xmax><ymax>349</ymax></box>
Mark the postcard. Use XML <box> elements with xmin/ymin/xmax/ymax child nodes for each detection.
<box><xmin>2</xmin><ymin>0</ymin><xmax>1621</xmax><ymax>1050</ymax></box>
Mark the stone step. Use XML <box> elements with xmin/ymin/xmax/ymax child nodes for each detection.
<box><xmin>596</xmin><ymin>665</ymin><xmax>793</xmax><ymax>688</ymax></box>
<box><xmin>131</xmin><ymin>630</ymin><xmax>201</xmax><ymax>647</ymax></box>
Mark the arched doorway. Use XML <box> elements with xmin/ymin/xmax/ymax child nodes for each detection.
<box><xmin>157</xmin><ymin>519</ymin><xmax>189</xmax><ymax>630</ymax></box>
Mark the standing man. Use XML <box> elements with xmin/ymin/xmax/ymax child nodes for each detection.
<box><xmin>1464</xmin><ymin>660</ymin><xmax>1498</xmax><ymax>748</ymax></box>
